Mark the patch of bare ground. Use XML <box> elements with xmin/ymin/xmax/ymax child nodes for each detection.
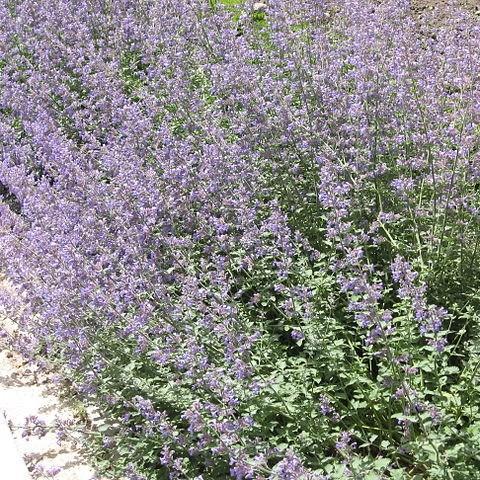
<box><xmin>0</xmin><ymin>280</ymin><xmax>107</xmax><ymax>480</ymax></box>
<box><xmin>411</xmin><ymin>0</ymin><xmax>480</xmax><ymax>25</ymax></box>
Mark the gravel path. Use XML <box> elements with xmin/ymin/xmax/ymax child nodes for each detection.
<box><xmin>0</xmin><ymin>284</ymin><xmax>102</xmax><ymax>480</ymax></box>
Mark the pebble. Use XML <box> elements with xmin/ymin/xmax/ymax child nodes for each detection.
<box><xmin>253</xmin><ymin>2</ymin><xmax>267</xmax><ymax>13</ymax></box>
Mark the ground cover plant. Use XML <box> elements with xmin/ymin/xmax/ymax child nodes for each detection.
<box><xmin>1</xmin><ymin>0</ymin><xmax>480</xmax><ymax>478</ymax></box>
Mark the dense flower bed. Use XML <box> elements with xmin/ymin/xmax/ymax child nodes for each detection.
<box><xmin>1</xmin><ymin>0</ymin><xmax>480</xmax><ymax>478</ymax></box>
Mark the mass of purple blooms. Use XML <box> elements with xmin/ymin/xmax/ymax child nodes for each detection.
<box><xmin>1</xmin><ymin>0</ymin><xmax>480</xmax><ymax>478</ymax></box>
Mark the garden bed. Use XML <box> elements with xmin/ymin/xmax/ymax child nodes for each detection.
<box><xmin>1</xmin><ymin>0</ymin><xmax>480</xmax><ymax>479</ymax></box>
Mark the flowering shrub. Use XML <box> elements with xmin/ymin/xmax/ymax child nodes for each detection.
<box><xmin>1</xmin><ymin>0</ymin><xmax>480</xmax><ymax>478</ymax></box>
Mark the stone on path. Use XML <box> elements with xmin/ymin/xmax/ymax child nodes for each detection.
<box><xmin>253</xmin><ymin>2</ymin><xmax>267</xmax><ymax>13</ymax></box>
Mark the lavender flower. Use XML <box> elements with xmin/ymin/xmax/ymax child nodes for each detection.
<box><xmin>290</xmin><ymin>329</ymin><xmax>304</xmax><ymax>341</ymax></box>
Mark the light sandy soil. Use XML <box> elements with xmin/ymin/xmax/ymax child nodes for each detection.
<box><xmin>0</xmin><ymin>283</ymin><xmax>103</xmax><ymax>480</ymax></box>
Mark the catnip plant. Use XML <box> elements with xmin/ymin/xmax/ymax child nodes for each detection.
<box><xmin>1</xmin><ymin>0</ymin><xmax>480</xmax><ymax>478</ymax></box>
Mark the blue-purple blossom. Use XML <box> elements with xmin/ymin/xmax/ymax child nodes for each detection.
<box><xmin>335</xmin><ymin>432</ymin><xmax>356</xmax><ymax>453</ymax></box>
